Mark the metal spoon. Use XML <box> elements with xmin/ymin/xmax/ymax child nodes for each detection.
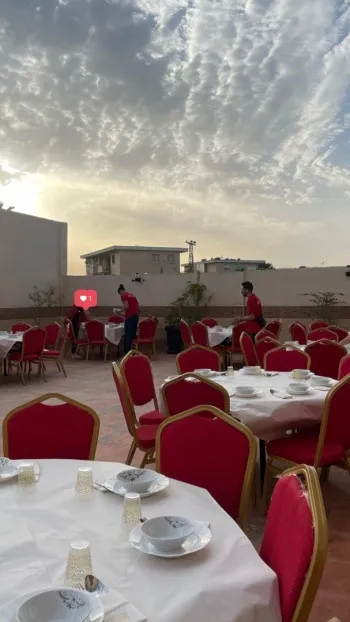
<box><xmin>84</xmin><ymin>574</ymin><xmax>109</xmax><ymax>596</ymax></box>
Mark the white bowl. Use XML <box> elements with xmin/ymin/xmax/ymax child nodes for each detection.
<box><xmin>17</xmin><ymin>589</ymin><xmax>91</xmax><ymax>622</ymax></box>
<box><xmin>194</xmin><ymin>369</ymin><xmax>212</xmax><ymax>376</ymax></box>
<box><xmin>236</xmin><ymin>385</ymin><xmax>256</xmax><ymax>396</ymax></box>
<box><xmin>141</xmin><ymin>516</ymin><xmax>195</xmax><ymax>552</ymax></box>
<box><xmin>311</xmin><ymin>376</ymin><xmax>332</xmax><ymax>387</ymax></box>
<box><xmin>288</xmin><ymin>382</ymin><xmax>309</xmax><ymax>394</ymax></box>
<box><xmin>117</xmin><ymin>469</ymin><xmax>159</xmax><ymax>493</ymax></box>
<box><xmin>292</xmin><ymin>369</ymin><xmax>310</xmax><ymax>379</ymax></box>
<box><xmin>243</xmin><ymin>366</ymin><xmax>261</xmax><ymax>375</ymax></box>
<box><xmin>0</xmin><ymin>457</ymin><xmax>10</xmax><ymax>471</ymax></box>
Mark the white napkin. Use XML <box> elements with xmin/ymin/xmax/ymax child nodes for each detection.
<box><xmin>270</xmin><ymin>391</ymin><xmax>293</xmax><ymax>400</ymax></box>
<box><xmin>101</xmin><ymin>589</ymin><xmax>146</xmax><ymax>622</ymax></box>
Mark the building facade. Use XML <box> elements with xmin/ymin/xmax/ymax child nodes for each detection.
<box><xmin>81</xmin><ymin>245</ymin><xmax>188</xmax><ymax>276</ymax></box>
<box><xmin>183</xmin><ymin>258</ymin><xmax>269</xmax><ymax>273</ymax></box>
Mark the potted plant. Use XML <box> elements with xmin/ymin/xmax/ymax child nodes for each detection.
<box><xmin>165</xmin><ymin>273</ymin><xmax>212</xmax><ymax>354</ymax></box>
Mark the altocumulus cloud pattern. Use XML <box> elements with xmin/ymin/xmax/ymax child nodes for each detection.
<box><xmin>1</xmin><ymin>0</ymin><xmax>350</xmax><ymax>265</ymax></box>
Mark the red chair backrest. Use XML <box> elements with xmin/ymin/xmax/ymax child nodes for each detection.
<box><xmin>176</xmin><ymin>346</ymin><xmax>220</xmax><ymax>373</ymax></box>
<box><xmin>111</xmin><ymin>363</ymin><xmax>136</xmax><ymax>437</ymax></box>
<box><xmin>240</xmin><ymin>332</ymin><xmax>258</xmax><ymax>366</ymax></box>
<box><xmin>308</xmin><ymin>328</ymin><xmax>338</xmax><ymax>342</ymax></box>
<box><xmin>156</xmin><ymin>407</ymin><xmax>255</xmax><ymax>521</ymax></box>
<box><xmin>290</xmin><ymin>322</ymin><xmax>307</xmax><ymax>345</ymax></box>
<box><xmin>338</xmin><ymin>354</ymin><xmax>350</xmax><ymax>380</ymax></box>
<box><xmin>3</xmin><ymin>393</ymin><xmax>100</xmax><ymax>460</ymax></box>
<box><xmin>255</xmin><ymin>328</ymin><xmax>275</xmax><ymax>342</ymax></box>
<box><xmin>138</xmin><ymin>318</ymin><xmax>157</xmax><ymax>340</ymax></box>
<box><xmin>179</xmin><ymin>320</ymin><xmax>192</xmax><ymax>347</ymax></box>
<box><xmin>11</xmin><ymin>322</ymin><xmax>31</xmax><ymax>333</ymax></box>
<box><xmin>162</xmin><ymin>374</ymin><xmax>229</xmax><ymax>417</ymax></box>
<box><xmin>305</xmin><ymin>340</ymin><xmax>347</xmax><ymax>379</ymax></box>
<box><xmin>260</xmin><ymin>469</ymin><xmax>326</xmax><ymax>622</ymax></box>
<box><xmin>310</xmin><ymin>321</ymin><xmax>329</xmax><ymax>330</ymax></box>
<box><xmin>265</xmin><ymin>320</ymin><xmax>282</xmax><ymax>339</ymax></box>
<box><xmin>264</xmin><ymin>346</ymin><xmax>310</xmax><ymax>372</ymax></box>
<box><xmin>120</xmin><ymin>352</ymin><xmax>157</xmax><ymax>406</ymax></box>
<box><xmin>63</xmin><ymin>317</ymin><xmax>75</xmax><ymax>341</ymax></box>
<box><xmin>328</xmin><ymin>325</ymin><xmax>348</xmax><ymax>341</ymax></box>
<box><xmin>322</xmin><ymin>376</ymin><xmax>350</xmax><ymax>450</ymax></box>
<box><xmin>231</xmin><ymin>323</ymin><xmax>247</xmax><ymax>352</ymax></box>
<box><xmin>201</xmin><ymin>318</ymin><xmax>217</xmax><ymax>328</ymax></box>
<box><xmin>22</xmin><ymin>327</ymin><xmax>46</xmax><ymax>357</ymax></box>
<box><xmin>44</xmin><ymin>322</ymin><xmax>61</xmax><ymax>348</ymax></box>
<box><xmin>85</xmin><ymin>320</ymin><xmax>105</xmax><ymax>341</ymax></box>
<box><xmin>191</xmin><ymin>322</ymin><xmax>209</xmax><ymax>346</ymax></box>
<box><xmin>108</xmin><ymin>315</ymin><xmax>124</xmax><ymax>324</ymax></box>
<box><xmin>255</xmin><ymin>337</ymin><xmax>280</xmax><ymax>368</ymax></box>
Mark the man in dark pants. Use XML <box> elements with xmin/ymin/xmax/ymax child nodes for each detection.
<box><xmin>233</xmin><ymin>281</ymin><xmax>265</xmax><ymax>342</ymax></box>
<box><xmin>117</xmin><ymin>284</ymin><xmax>140</xmax><ymax>353</ymax></box>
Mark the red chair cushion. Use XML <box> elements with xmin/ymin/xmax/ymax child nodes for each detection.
<box><xmin>267</xmin><ymin>433</ymin><xmax>345</xmax><ymax>466</ymax></box>
<box><xmin>43</xmin><ymin>350</ymin><xmax>60</xmax><ymax>357</ymax></box>
<box><xmin>9</xmin><ymin>353</ymin><xmax>41</xmax><ymax>362</ymax></box>
<box><xmin>76</xmin><ymin>339</ymin><xmax>88</xmax><ymax>345</ymax></box>
<box><xmin>135</xmin><ymin>425</ymin><xmax>158</xmax><ymax>449</ymax></box>
<box><xmin>139</xmin><ymin>410</ymin><xmax>167</xmax><ymax>425</ymax></box>
<box><xmin>135</xmin><ymin>338</ymin><xmax>153</xmax><ymax>344</ymax></box>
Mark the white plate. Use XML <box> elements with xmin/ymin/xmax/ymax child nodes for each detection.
<box><xmin>287</xmin><ymin>387</ymin><xmax>313</xmax><ymax>396</ymax></box>
<box><xmin>0</xmin><ymin>465</ymin><xmax>18</xmax><ymax>483</ymax></box>
<box><xmin>233</xmin><ymin>389</ymin><xmax>262</xmax><ymax>399</ymax></box>
<box><xmin>130</xmin><ymin>520</ymin><xmax>212</xmax><ymax>558</ymax></box>
<box><xmin>0</xmin><ymin>591</ymin><xmax>103</xmax><ymax>622</ymax></box>
<box><xmin>104</xmin><ymin>473</ymin><xmax>169</xmax><ymax>498</ymax></box>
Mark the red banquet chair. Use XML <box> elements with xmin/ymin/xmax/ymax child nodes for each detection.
<box><xmin>108</xmin><ymin>315</ymin><xmax>124</xmax><ymax>325</ymax></box>
<box><xmin>41</xmin><ymin>324</ymin><xmax>69</xmax><ymax>377</ymax></box>
<box><xmin>260</xmin><ymin>465</ymin><xmax>327</xmax><ymax>622</ymax></box>
<box><xmin>308</xmin><ymin>328</ymin><xmax>338</xmax><ymax>342</ymax></box>
<box><xmin>44</xmin><ymin>322</ymin><xmax>61</xmax><ymax>349</ymax></box>
<box><xmin>240</xmin><ymin>332</ymin><xmax>259</xmax><ymax>367</ymax></box>
<box><xmin>176</xmin><ymin>345</ymin><xmax>221</xmax><ymax>374</ymax></box>
<box><xmin>305</xmin><ymin>340</ymin><xmax>346</xmax><ymax>380</ymax></box>
<box><xmin>85</xmin><ymin>320</ymin><xmax>110</xmax><ymax>360</ymax></box>
<box><xmin>310</xmin><ymin>320</ymin><xmax>329</xmax><ymax>330</ymax></box>
<box><xmin>179</xmin><ymin>320</ymin><xmax>193</xmax><ymax>349</ymax></box>
<box><xmin>263</xmin><ymin>375</ymin><xmax>350</xmax><ymax>499</ymax></box>
<box><xmin>289</xmin><ymin>322</ymin><xmax>307</xmax><ymax>345</ymax></box>
<box><xmin>255</xmin><ymin>337</ymin><xmax>280</xmax><ymax>368</ymax></box>
<box><xmin>119</xmin><ymin>351</ymin><xmax>166</xmax><ymax>425</ymax></box>
<box><xmin>161</xmin><ymin>373</ymin><xmax>230</xmax><ymax>418</ymax></box>
<box><xmin>133</xmin><ymin>317</ymin><xmax>157</xmax><ymax>356</ymax></box>
<box><xmin>265</xmin><ymin>319</ymin><xmax>282</xmax><ymax>340</ymax></box>
<box><xmin>8</xmin><ymin>326</ymin><xmax>46</xmax><ymax>385</ymax></box>
<box><xmin>338</xmin><ymin>354</ymin><xmax>350</xmax><ymax>380</ymax></box>
<box><xmin>63</xmin><ymin>317</ymin><xmax>88</xmax><ymax>357</ymax></box>
<box><xmin>191</xmin><ymin>321</ymin><xmax>209</xmax><ymax>346</ymax></box>
<box><xmin>255</xmin><ymin>328</ymin><xmax>275</xmax><ymax>342</ymax></box>
<box><xmin>201</xmin><ymin>318</ymin><xmax>217</xmax><ymax>328</ymax></box>
<box><xmin>156</xmin><ymin>406</ymin><xmax>256</xmax><ymax>529</ymax></box>
<box><xmin>11</xmin><ymin>322</ymin><xmax>31</xmax><ymax>333</ymax></box>
<box><xmin>112</xmin><ymin>362</ymin><xmax>157</xmax><ymax>466</ymax></box>
<box><xmin>2</xmin><ymin>393</ymin><xmax>100</xmax><ymax>460</ymax></box>
<box><xmin>264</xmin><ymin>345</ymin><xmax>311</xmax><ymax>372</ymax></box>
<box><xmin>328</xmin><ymin>325</ymin><xmax>349</xmax><ymax>342</ymax></box>
<box><xmin>225</xmin><ymin>323</ymin><xmax>247</xmax><ymax>364</ymax></box>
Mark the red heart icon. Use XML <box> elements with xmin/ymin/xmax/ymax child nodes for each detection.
<box><xmin>74</xmin><ymin>290</ymin><xmax>98</xmax><ymax>310</ymax></box>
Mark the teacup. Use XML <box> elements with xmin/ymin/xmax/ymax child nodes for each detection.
<box><xmin>117</xmin><ymin>468</ymin><xmax>158</xmax><ymax>494</ymax></box>
<box><xmin>236</xmin><ymin>386</ymin><xmax>256</xmax><ymax>396</ymax></box>
<box><xmin>292</xmin><ymin>369</ymin><xmax>310</xmax><ymax>380</ymax></box>
<box><xmin>288</xmin><ymin>382</ymin><xmax>309</xmax><ymax>394</ymax></box>
<box><xmin>141</xmin><ymin>516</ymin><xmax>194</xmax><ymax>552</ymax></box>
<box><xmin>311</xmin><ymin>376</ymin><xmax>332</xmax><ymax>387</ymax></box>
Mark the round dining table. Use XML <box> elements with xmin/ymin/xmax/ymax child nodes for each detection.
<box><xmin>0</xmin><ymin>460</ymin><xmax>281</xmax><ymax>622</ymax></box>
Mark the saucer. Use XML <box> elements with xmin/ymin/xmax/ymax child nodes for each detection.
<box><xmin>104</xmin><ymin>473</ymin><xmax>169</xmax><ymax>498</ymax></box>
<box><xmin>0</xmin><ymin>590</ymin><xmax>104</xmax><ymax>622</ymax></box>
<box><xmin>287</xmin><ymin>387</ymin><xmax>312</xmax><ymax>396</ymax></box>
<box><xmin>129</xmin><ymin>520</ymin><xmax>212</xmax><ymax>558</ymax></box>
<box><xmin>233</xmin><ymin>389</ymin><xmax>262</xmax><ymax>399</ymax></box>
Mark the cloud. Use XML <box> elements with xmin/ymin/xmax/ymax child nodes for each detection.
<box><xmin>0</xmin><ymin>0</ymin><xmax>350</xmax><ymax>271</ymax></box>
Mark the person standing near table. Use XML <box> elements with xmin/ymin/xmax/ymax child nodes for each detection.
<box><xmin>117</xmin><ymin>284</ymin><xmax>140</xmax><ymax>353</ymax></box>
<box><xmin>233</xmin><ymin>281</ymin><xmax>266</xmax><ymax>340</ymax></box>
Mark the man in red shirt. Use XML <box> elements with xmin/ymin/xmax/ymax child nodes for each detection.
<box><xmin>117</xmin><ymin>284</ymin><xmax>140</xmax><ymax>353</ymax></box>
<box><xmin>233</xmin><ymin>281</ymin><xmax>266</xmax><ymax>339</ymax></box>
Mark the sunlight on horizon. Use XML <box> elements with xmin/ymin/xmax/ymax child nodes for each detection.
<box><xmin>1</xmin><ymin>175</ymin><xmax>39</xmax><ymax>216</ymax></box>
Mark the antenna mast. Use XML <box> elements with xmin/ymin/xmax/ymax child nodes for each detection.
<box><xmin>185</xmin><ymin>240</ymin><xmax>197</xmax><ymax>272</ymax></box>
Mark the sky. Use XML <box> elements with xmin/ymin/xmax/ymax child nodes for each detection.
<box><xmin>1</xmin><ymin>0</ymin><xmax>350</xmax><ymax>274</ymax></box>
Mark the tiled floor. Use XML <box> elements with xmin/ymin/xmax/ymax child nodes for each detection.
<box><xmin>0</xmin><ymin>354</ymin><xmax>349</xmax><ymax>622</ymax></box>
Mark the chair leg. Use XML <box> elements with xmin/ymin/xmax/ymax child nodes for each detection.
<box><xmin>261</xmin><ymin>459</ymin><xmax>273</xmax><ymax>514</ymax></box>
<box><xmin>152</xmin><ymin>342</ymin><xmax>156</xmax><ymax>357</ymax></box>
<box><xmin>140</xmin><ymin>449</ymin><xmax>155</xmax><ymax>468</ymax></box>
<box><xmin>19</xmin><ymin>363</ymin><xmax>26</xmax><ymax>385</ymax></box>
<box><xmin>55</xmin><ymin>360</ymin><xmax>61</xmax><ymax>372</ymax></box>
<box><xmin>59</xmin><ymin>358</ymin><xmax>67</xmax><ymax>378</ymax></box>
<box><xmin>40</xmin><ymin>360</ymin><xmax>47</xmax><ymax>383</ymax></box>
<box><xmin>104</xmin><ymin>343</ymin><xmax>108</xmax><ymax>361</ymax></box>
<box><xmin>86</xmin><ymin>345</ymin><xmax>89</xmax><ymax>361</ymax></box>
<box><xmin>126</xmin><ymin>440</ymin><xmax>137</xmax><ymax>465</ymax></box>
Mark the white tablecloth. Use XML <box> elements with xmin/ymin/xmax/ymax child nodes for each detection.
<box><xmin>208</xmin><ymin>326</ymin><xmax>232</xmax><ymax>347</ymax></box>
<box><xmin>289</xmin><ymin>341</ymin><xmax>350</xmax><ymax>354</ymax></box>
<box><xmin>105</xmin><ymin>324</ymin><xmax>124</xmax><ymax>346</ymax></box>
<box><xmin>0</xmin><ymin>333</ymin><xmax>23</xmax><ymax>360</ymax></box>
<box><xmin>213</xmin><ymin>370</ymin><xmax>329</xmax><ymax>439</ymax></box>
<box><xmin>0</xmin><ymin>460</ymin><xmax>280</xmax><ymax>622</ymax></box>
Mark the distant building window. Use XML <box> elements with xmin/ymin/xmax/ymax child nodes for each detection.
<box><xmin>167</xmin><ymin>254</ymin><xmax>174</xmax><ymax>264</ymax></box>
<box><xmin>111</xmin><ymin>255</ymin><xmax>115</xmax><ymax>264</ymax></box>
<box><xmin>152</xmin><ymin>254</ymin><xmax>160</xmax><ymax>263</ymax></box>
